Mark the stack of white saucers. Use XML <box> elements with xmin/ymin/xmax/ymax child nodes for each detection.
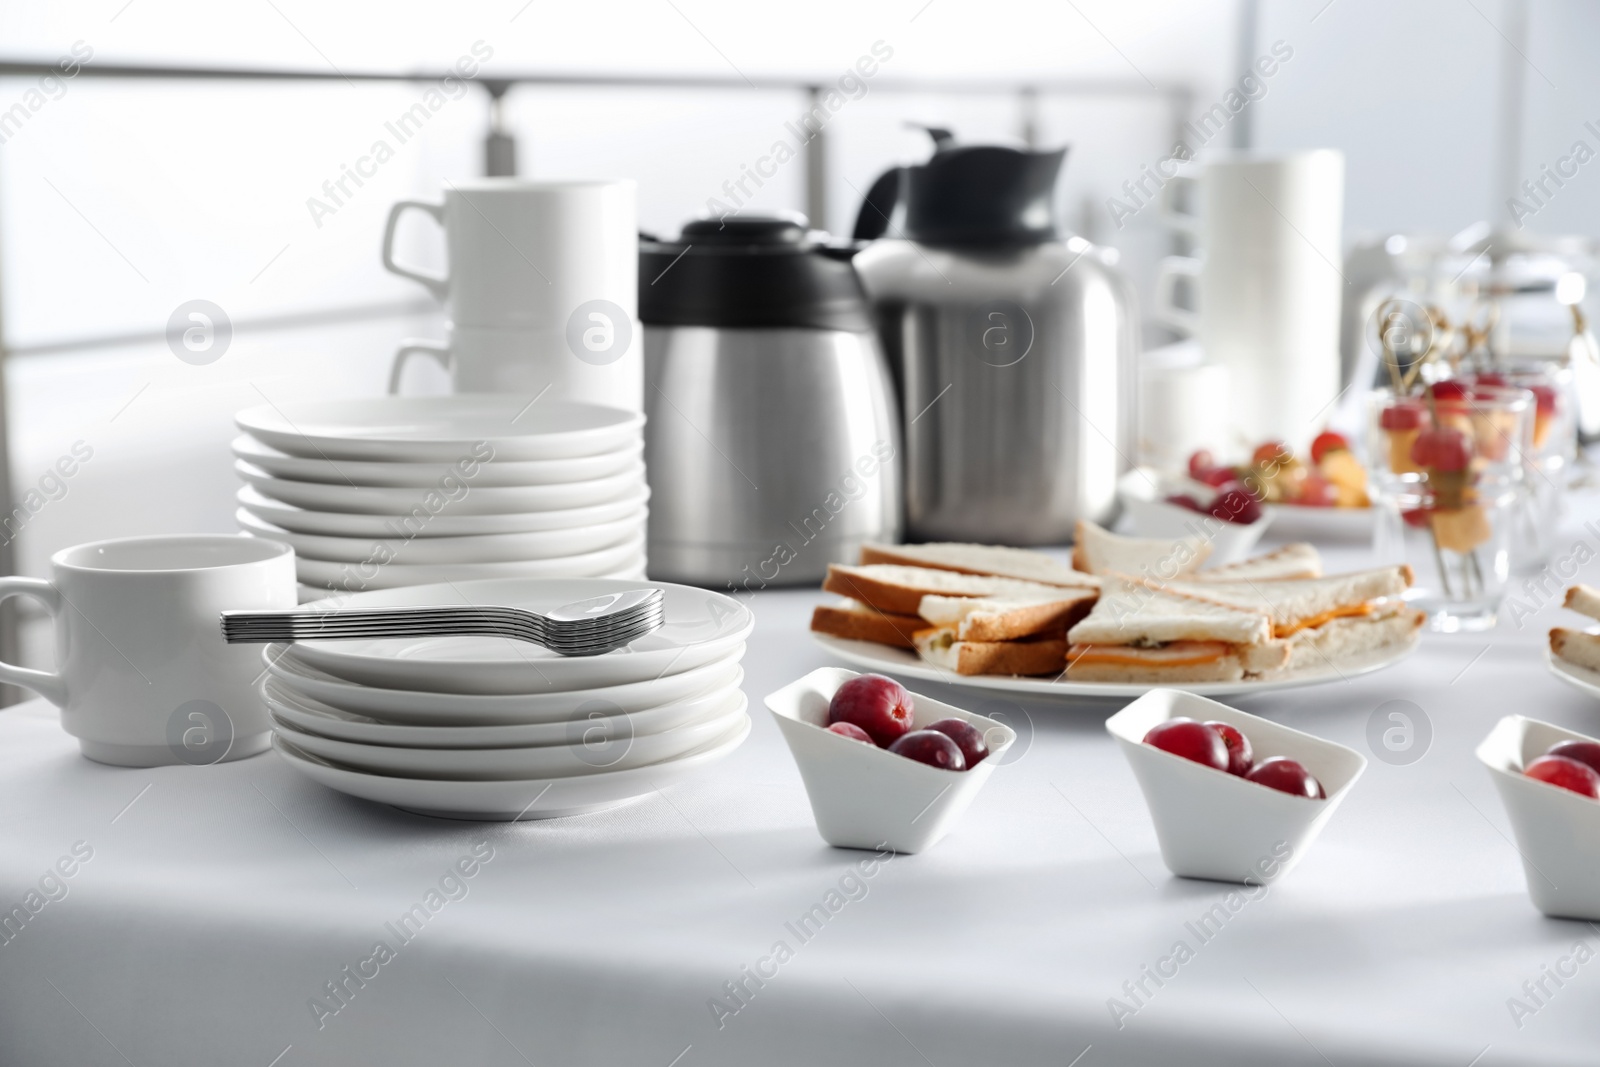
<box><xmin>231</xmin><ymin>396</ymin><xmax>647</xmax><ymax>594</ymax></box>
<box><xmin>263</xmin><ymin>578</ymin><xmax>753</xmax><ymax>820</ymax></box>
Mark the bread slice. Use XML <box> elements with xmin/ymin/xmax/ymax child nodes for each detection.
<box><xmin>822</xmin><ymin>563</ymin><xmax>1079</xmax><ymax>617</ymax></box>
<box><xmin>810</xmin><ymin>600</ymin><xmax>925</xmax><ymax>649</ymax></box>
<box><xmin>1196</xmin><ymin>543</ymin><xmax>1322</xmax><ymax>582</ymax></box>
<box><xmin>1071</xmin><ymin>520</ymin><xmax>1210</xmax><ymax>578</ymax></box>
<box><xmin>1065</xmin><ymin>642</ymin><xmax>1249</xmax><ymax>683</ymax></box>
<box><xmin>1276</xmin><ymin>605</ymin><xmax>1424</xmax><ymax>673</ymax></box>
<box><xmin>1068</xmin><ymin>576</ymin><xmax>1272</xmax><ymax>647</ymax></box>
<box><xmin>918</xmin><ymin>589</ymin><xmax>1097</xmax><ymax>642</ymax></box>
<box><xmin>1152</xmin><ymin>566</ymin><xmax>1413</xmax><ymax>636</ymax></box>
<box><xmin>859</xmin><ymin>542</ymin><xmax>1097</xmax><ymax>588</ymax></box>
<box><xmin>1551</xmin><ymin>627</ymin><xmax>1600</xmax><ymax>672</ymax></box>
<box><xmin>913</xmin><ymin>627</ymin><xmax>1069</xmax><ymax>676</ymax></box>
<box><xmin>1564</xmin><ymin>585</ymin><xmax>1600</xmax><ymax>622</ymax></box>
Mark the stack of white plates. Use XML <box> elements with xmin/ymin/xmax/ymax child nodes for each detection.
<box><xmin>264</xmin><ymin>578</ymin><xmax>754</xmax><ymax>820</ymax></box>
<box><xmin>231</xmin><ymin>396</ymin><xmax>648</xmax><ymax>594</ymax></box>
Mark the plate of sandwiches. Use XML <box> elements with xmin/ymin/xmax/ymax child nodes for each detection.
<box><xmin>1546</xmin><ymin>584</ymin><xmax>1600</xmax><ymax>696</ymax></box>
<box><xmin>809</xmin><ymin>520</ymin><xmax>1425</xmax><ymax>698</ymax></box>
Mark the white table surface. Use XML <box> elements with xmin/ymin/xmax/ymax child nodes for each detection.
<box><xmin>3</xmin><ymin>517</ymin><xmax>1600</xmax><ymax>1067</ymax></box>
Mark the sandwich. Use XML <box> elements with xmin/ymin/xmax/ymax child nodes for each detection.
<box><xmin>818</xmin><ymin>563</ymin><xmax>1087</xmax><ymax>617</ymax></box>
<box><xmin>1071</xmin><ymin>519</ymin><xmax>1210</xmax><ymax>579</ymax></box>
<box><xmin>859</xmin><ymin>541</ymin><xmax>1097</xmax><ymax>588</ymax></box>
<box><xmin>1550</xmin><ymin>585</ymin><xmax>1600</xmax><ymax>671</ymax></box>
<box><xmin>913</xmin><ymin>629</ymin><xmax>1070</xmax><ymax>677</ymax></box>
<box><xmin>1192</xmin><ymin>543</ymin><xmax>1322</xmax><ymax>582</ymax></box>
<box><xmin>809</xmin><ymin>599</ymin><xmax>925</xmax><ymax>650</ymax></box>
<box><xmin>1065</xmin><ymin>577</ymin><xmax>1288</xmax><ymax>682</ymax></box>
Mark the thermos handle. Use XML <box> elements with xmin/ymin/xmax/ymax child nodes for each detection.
<box><xmin>1153</xmin><ymin>257</ymin><xmax>1203</xmax><ymax>338</ymax></box>
<box><xmin>381</xmin><ymin>200</ymin><xmax>449</xmax><ymax>300</ymax></box>
<box><xmin>388</xmin><ymin>340</ymin><xmax>453</xmax><ymax>394</ymax></box>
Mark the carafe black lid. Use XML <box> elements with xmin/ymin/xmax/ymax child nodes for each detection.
<box><xmin>639</xmin><ymin>213</ymin><xmax>872</xmax><ymax>332</ymax></box>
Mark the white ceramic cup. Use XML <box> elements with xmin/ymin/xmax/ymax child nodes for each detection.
<box><xmin>1153</xmin><ymin>150</ymin><xmax>1345</xmax><ymax>450</ymax></box>
<box><xmin>389</xmin><ymin>322</ymin><xmax>642</xmax><ymax>412</ymax></box>
<box><xmin>381</xmin><ymin>178</ymin><xmax>638</xmax><ymax>332</ymax></box>
<box><xmin>0</xmin><ymin>535</ymin><xmax>297</xmax><ymax>767</ymax></box>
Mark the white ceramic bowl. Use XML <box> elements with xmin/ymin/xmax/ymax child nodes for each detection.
<box><xmin>265</xmin><ymin>647</ymin><xmax>745</xmax><ymax>724</ymax></box>
<box><xmin>764</xmin><ymin>667</ymin><xmax>1015</xmax><ymax>855</ymax></box>
<box><xmin>272</xmin><ymin>699</ymin><xmax>748</xmax><ymax>781</ymax></box>
<box><xmin>1477</xmin><ymin>715</ymin><xmax>1600</xmax><ymax>921</ymax></box>
<box><xmin>1106</xmin><ymin>688</ymin><xmax>1367</xmax><ymax>884</ymax></box>
<box><xmin>262</xmin><ymin>673</ymin><xmax>744</xmax><ymax>748</ymax></box>
<box><xmin>1116</xmin><ymin>468</ymin><xmax>1271</xmax><ymax>565</ymax></box>
<box><xmin>232</xmin><ymin>434</ymin><xmax>644</xmax><ymax>487</ymax></box>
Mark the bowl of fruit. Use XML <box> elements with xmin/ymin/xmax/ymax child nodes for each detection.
<box><xmin>1106</xmin><ymin>688</ymin><xmax>1367</xmax><ymax>884</ymax></box>
<box><xmin>1476</xmin><ymin>715</ymin><xmax>1600</xmax><ymax>921</ymax></box>
<box><xmin>1117</xmin><ymin>464</ymin><xmax>1273</xmax><ymax>565</ymax></box>
<box><xmin>1199</xmin><ymin>435</ymin><xmax>1372</xmax><ymax>540</ymax></box>
<box><xmin>765</xmin><ymin>668</ymin><xmax>1016</xmax><ymax>854</ymax></box>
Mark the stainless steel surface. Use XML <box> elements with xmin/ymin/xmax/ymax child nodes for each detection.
<box><xmin>854</xmin><ymin>237</ymin><xmax>1137</xmax><ymax>544</ymax></box>
<box><xmin>644</xmin><ymin>326</ymin><xmax>901</xmax><ymax>588</ymax></box>
<box><xmin>221</xmin><ymin>589</ymin><xmax>664</xmax><ymax>656</ymax></box>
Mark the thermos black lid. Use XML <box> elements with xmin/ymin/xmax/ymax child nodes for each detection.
<box><xmin>639</xmin><ymin>214</ymin><xmax>873</xmax><ymax>332</ymax></box>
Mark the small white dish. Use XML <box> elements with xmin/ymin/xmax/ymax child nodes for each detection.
<box><xmin>288</xmin><ymin>534</ymin><xmax>645</xmax><ymax>588</ymax></box>
<box><xmin>263</xmin><ymin>674</ymin><xmax>744</xmax><ymax>748</ymax></box>
<box><xmin>273</xmin><ymin>711</ymin><xmax>751</xmax><ymax>821</ymax></box>
<box><xmin>265</xmin><ymin>647</ymin><xmax>744</xmax><ymax>725</ymax></box>
<box><xmin>236</xmin><ymin>506</ymin><xmax>643</xmax><ymax>564</ymax></box>
<box><xmin>237</xmin><ymin>459</ymin><xmax>645</xmax><ymax>516</ymax></box>
<box><xmin>272</xmin><ymin>702</ymin><xmax>748</xmax><ymax>781</ymax></box>
<box><xmin>764</xmin><ymin>667</ymin><xmax>1015</xmax><ymax>854</ymax></box>
<box><xmin>231</xmin><ymin>434</ymin><xmax>643</xmax><ymax>488</ymax></box>
<box><xmin>1476</xmin><ymin>715</ymin><xmax>1600</xmax><ymax>921</ymax></box>
<box><xmin>1106</xmin><ymin>688</ymin><xmax>1367</xmax><ymax>883</ymax></box>
<box><xmin>1263</xmin><ymin>502</ymin><xmax>1375</xmax><ymax>541</ymax></box>
<box><xmin>1116</xmin><ymin>467</ymin><xmax>1271</xmax><ymax>565</ymax></box>
<box><xmin>278</xmin><ymin>578</ymin><xmax>754</xmax><ymax>695</ymax></box>
<box><xmin>236</xmin><ymin>396</ymin><xmax>645</xmax><ymax>462</ymax></box>
<box><xmin>239</xmin><ymin>485</ymin><xmax>651</xmax><ymax>538</ymax></box>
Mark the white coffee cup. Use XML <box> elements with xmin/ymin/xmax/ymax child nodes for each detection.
<box><xmin>1153</xmin><ymin>150</ymin><xmax>1345</xmax><ymax>450</ymax></box>
<box><xmin>381</xmin><ymin>178</ymin><xmax>638</xmax><ymax>331</ymax></box>
<box><xmin>0</xmin><ymin>535</ymin><xmax>297</xmax><ymax>767</ymax></box>
<box><xmin>389</xmin><ymin>321</ymin><xmax>642</xmax><ymax>412</ymax></box>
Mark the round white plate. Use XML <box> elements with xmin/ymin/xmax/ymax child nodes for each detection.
<box><xmin>239</xmin><ymin>485</ymin><xmax>651</xmax><ymax>538</ymax></box>
<box><xmin>295</xmin><ymin>554</ymin><xmax>649</xmax><ymax>595</ymax></box>
<box><xmin>237</xmin><ymin>460</ymin><xmax>644</xmax><ymax>516</ymax></box>
<box><xmin>1264</xmin><ymin>503</ymin><xmax>1375</xmax><ymax>541</ymax></box>
<box><xmin>232</xmin><ymin>434</ymin><xmax>643</xmax><ymax>488</ymax></box>
<box><xmin>273</xmin><ymin>713</ymin><xmax>751</xmax><ymax>820</ymax></box>
<box><xmin>263</xmin><ymin>673</ymin><xmax>745</xmax><ymax>747</ymax></box>
<box><xmin>288</xmin><ymin>534</ymin><xmax>645</xmax><ymax>588</ymax></box>
<box><xmin>236</xmin><ymin>396</ymin><xmax>645</xmax><ymax>462</ymax></box>
<box><xmin>236</xmin><ymin>507</ymin><xmax>643</xmax><ymax>564</ymax></box>
<box><xmin>809</xmin><ymin>631</ymin><xmax>1419</xmax><ymax>699</ymax></box>
<box><xmin>264</xmin><ymin>648</ymin><xmax>744</xmax><ymax>724</ymax></box>
<box><xmin>1546</xmin><ymin>647</ymin><xmax>1600</xmax><ymax>698</ymax></box>
<box><xmin>278</xmin><ymin>579</ymin><xmax>754</xmax><ymax>695</ymax></box>
<box><xmin>272</xmin><ymin>703</ymin><xmax>748</xmax><ymax>781</ymax></box>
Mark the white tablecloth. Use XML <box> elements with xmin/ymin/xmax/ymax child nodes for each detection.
<box><xmin>3</xmin><ymin>520</ymin><xmax>1600</xmax><ymax>1067</ymax></box>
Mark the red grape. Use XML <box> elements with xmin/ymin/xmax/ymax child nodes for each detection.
<box><xmin>1529</xmin><ymin>383</ymin><xmax>1559</xmax><ymax>416</ymax></box>
<box><xmin>1525</xmin><ymin>754</ymin><xmax>1600</xmax><ymax>799</ymax></box>
<box><xmin>1164</xmin><ymin>493</ymin><xmax>1205</xmax><ymax>512</ymax></box>
<box><xmin>1245</xmin><ymin>757</ymin><xmax>1326</xmax><ymax>799</ymax></box>
<box><xmin>1429</xmin><ymin>380</ymin><xmax>1471</xmax><ymax>402</ymax></box>
<box><xmin>1296</xmin><ymin>474</ymin><xmax>1339</xmax><ymax>507</ymax></box>
<box><xmin>926</xmin><ymin>717</ymin><xmax>989</xmax><ymax>767</ymax></box>
<box><xmin>1204</xmin><ymin>721</ymin><xmax>1253</xmax><ymax>776</ymax></box>
<box><xmin>1380</xmin><ymin>401</ymin><xmax>1426</xmax><ymax>431</ymax></box>
<box><xmin>1188</xmin><ymin>449</ymin><xmax>1217</xmax><ymax>479</ymax></box>
<box><xmin>1143</xmin><ymin>718</ymin><xmax>1229</xmax><ymax>771</ymax></box>
<box><xmin>1196</xmin><ymin>466</ymin><xmax>1239</xmax><ymax>488</ymax></box>
<box><xmin>1209</xmin><ymin>485</ymin><xmax>1263</xmax><ymax>525</ymax></box>
<box><xmin>1310</xmin><ymin>431</ymin><xmax>1349</xmax><ymax>464</ymax></box>
<box><xmin>1410</xmin><ymin>426</ymin><xmax>1472</xmax><ymax>472</ymax></box>
<box><xmin>887</xmin><ymin>729</ymin><xmax>966</xmax><ymax>771</ymax></box>
<box><xmin>826</xmin><ymin>722</ymin><xmax>875</xmax><ymax>745</ymax></box>
<box><xmin>1253</xmin><ymin>441</ymin><xmax>1291</xmax><ymax>466</ymax></box>
<box><xmin>1547</xmin><ymin>739</ymin><xmax>1600</xmax><ymax>776</ymax></box>
<box><xmin>828</xmin><ymin>674</ymin><xmax>915</xmax><ymax>747</ymax></box>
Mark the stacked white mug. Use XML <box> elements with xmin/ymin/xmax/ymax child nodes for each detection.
<box><xmin>383</xmin><ymin>179</ymin><xmax>642</xmax><ymax>411</ymax></box>
<box><xmin>1153</xmin><ymin>150</ymin><xmax>1345</xmax><ymax>453</ymax></box>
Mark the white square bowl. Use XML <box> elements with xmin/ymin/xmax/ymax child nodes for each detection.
<box><xmin>1106</xmin><ymin>688</ymin><xmax>1367</xmax><ymax>883</ymax></box>
<box><xmin>765</xmin><ymin>667</ymin><xmax>1015</xmax><ymax>854</ymax></box>
<box><xmin>1476</xmin><ymin>715</ymin><xmax>1600</xmax><ymax>921</ymax></box>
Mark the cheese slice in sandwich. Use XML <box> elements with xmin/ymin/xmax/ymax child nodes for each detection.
<box><xmin>810</xmin><ymin>599</ymin><xmax>924</xmax><ymax>650</ymax></box>
<box><xmin>917</xmin><ymin>588</ymin><xmax>1097</xmax><ymax>642</ymax></box>
<box><xmin>1564</xmin><ymin>584</ymin><xmax>1600</xmax><ymax>621</ymax></box>
<box><xmin>1065</xmin><ymin>577</ymin><xmax>1286</xmax><ymax>682</ymax></box>
<box><xmin>913</xmin><ymin>627</ymin><xmax>1069</xmax><ymax>677</ymax></box>
<box><xmin>1551</xmin><ymin>627</ymin><xmax>1600</xmax><ymax>673</ymax></box>
<box><xmin>1195</xmin><ymin>543</ymin><xmax>1322</xmax><ymax>582</ymax></box>
<box><xmin>859</xmin><ymin>542</ymin><xmax>1096</xmax><ymax>588</ymax></box>
<box><xmin>822</xmin><ymin>563</ymin><xmax>1085</xmax><ymax>617</ymax></box>
<box><xmin>1071</xmin><ymin>519</ymin><xmax>1210</xmax><ymax>579</ymax></box>
<box><xmin>1150</xmin><ymin>566</ymin><xmax>1413</xmax><ymax>639</ymax></box>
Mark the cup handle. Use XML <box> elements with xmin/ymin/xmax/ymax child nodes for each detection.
<box><xmin>1157</xmin><ymin>171</ymin><xmax>1202</xmax><ymax>238</ymax></box>
<box><xmin>388</xmin><ymin>340</ymin><xmax>453</xmax><ymax>394</ymax></box>
<box><xmin>381</xmin><ymin>200</ymin><xmax>449</xmax><ymax>300</ymax></box>
<box><xmin>0</xmin><ymin>577</ymin><xmax>66</xmax><ymax>706</ymax></box>
<box><xmin>1153</xmin><ymin>256</ymin><xmax>1203</xmax><ymax>338</ymax></box>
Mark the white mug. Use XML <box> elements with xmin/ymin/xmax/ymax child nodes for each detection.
<box><xmin>389</xmin><ymin>323</ymin><xmax>643</xmax><ymax>412</ymax></box>
<box><xmin>1153</xmin><ymin>150</ymin><xmax>1345</xmax><ymax>450</ymax></box>
<box><xmin>0</xmin><ymin>535</ymin><xmax>297</xmax><ymax>767</ymax></box>
<box><xmin>381</xmin><ymin>178</ymin><xmax>638</xmax><ymax>331</ymax></box>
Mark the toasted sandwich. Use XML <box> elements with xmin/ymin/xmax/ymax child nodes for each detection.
<box><xmin>1550</xmin><ymin>585</ymin><xmax>1600</xmax><ymax>672</ymax></box>
<box><xmin>1065</xmin><ymin>577</ymin><xmax>1287</xmax><ymax>682</ymax></box>
<box><xmin>821</xmin><ymin>563</ymin><xmax>1090</xmax><ymax>617</ymax></box>
<box><xmin>1071</xmin><ymin>520</ymin><xmax>1210</xmax><ymax>579</ymax></box>
<box><xmin>913</xmin><ymin>628</ymin><xmax>1070</xmax><ymax>676</ymax></box>
<box><xmin>1193</xmin><ymin>543</ymin><xmax>1322</xmax><ymax>582</ymax></box>
<box><xmin>859</xmin><ymin>542</ymin><xmax>1096</xmax><ymax>588</ymax></box>
<box><xmin>809</xmin><ymin>599</ymin><xmax>925</xmax><ymax>650</ymax></box>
